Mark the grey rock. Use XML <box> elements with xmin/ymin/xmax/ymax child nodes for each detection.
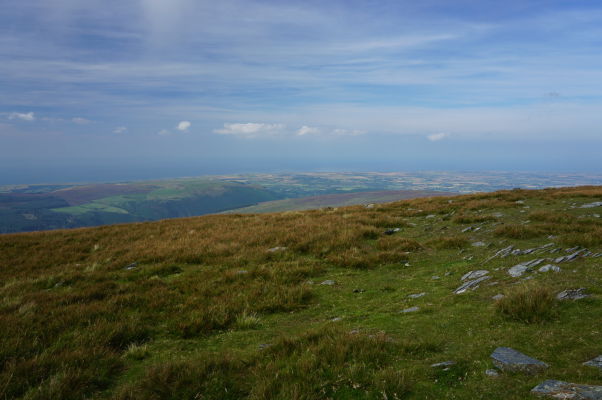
<box><xmin>462</xmin><ymin>226</ymin><xmax>474</xmax><ymax>233</ymax></box>
<box><xmin>425</xmin><ymin>214</ymin><xmax>436</xmax><ymax>219</ymax></box>
<box><xmin>320</xmin><ymin>280</ymin><xmax>336</xmax><ymax>286</ymax></box>
<box><xmin>580</xmin><ymin>201</ymin><xmax>602</xmax><ymax>209</ymax></box>
<box><xmin>331</xmin><ymin>317</ymin><xmax>343</xmax><ymax>322</ymax></box>
<box><xmin>555</xmin><ymin>249</ymin><xmax>587</xmax><ymax>263</ymax></box>
<box><xmin>432</xmin><ymin>275</ymin><xmax>440</xmax><ymax>280</ymax></box>
<box><xmin>584</xmin><ymin>356</ymin><xmax>602</xmax><ymax>370</ymax></box>
<box><xmin>384</xmin><ymin>228</ymin><xmax>401</xmax><ymax>235</ymax></box>
<box><xmin>491</xmin><ymin>347</ymin><xmax>548</xmax><ymax>374</ymax></box>
<box><xmin>472</xmin><ymin>241</ymin><xmax>487</xmax><ymax>247</ymax></box>
<box><xmin>492</xmin><ymin>294</ymin><xmax>505</xmax><ymax>301</ymax></box>
<box><xmin>401</xmin><ymin>306</ymin><xmax>420</xmax><ymax>313</ymax></box>
<box><xmin>267</xmin><ymin>246</ymin><xmax>287</xmax><ymax>253</ymax></box>
<box><xmin>531</xmin><ymin>379</ymin><xmax>602</xmax><ymax>399</ymax></box>
<box><xmin>461</xmin><ymin>270</ymin><xmax>489</xmax><ymax>281</ymax></box>
<box><xmin>365</xmin><ymin>203</ymin><xmax>374</xmax><ymax>209</ymax></box>
<box><xmin>258</xmin><ymin>343</ymin><xmax>272</xmax><ymax>350</ymax></box>
<box><xmin>408</xmin><ymin>292</ymin><xmax>426</xmax><ymax>299</ymax></box>
<box><xmin>454</xmin><ymin>275</ymin><xmax>491</xmax><ymax>294</ymax></box>
<box><xmin>508</xmin><ymin>259</ymin><xmax>545</xmax><ymax>277</ymax></box>
<box><xmin>538</xmin><ymin>264</ymin><xmax>561</xmax><ymax>273</ymax></box>
<box><xmin>485</xmin><ymin>245</ymin><xmax>514</xmax><ymax>263</ymax></box>
<box><xmin>431</xmin><ymin>361</ymin><xmax>456</xmax><ymax>368</ymax></box>
<box><xmin>124</xmin><ymin>262</ymin><xmax>138</xmax><ymax>270</ymax></box>
<box><xmin>557</xmin><ymin>288</ymin><xmax>589</xmax><ymax>300</ymax></box>
<box><xmin>485</xmin><ymin>369</ymin><xmax>499</xmax><ymax>377</ymax></box>
<box><xmin>352</xmin><ymin>288</ymin><xmax>364</xmax><ymax>293</ymax></box>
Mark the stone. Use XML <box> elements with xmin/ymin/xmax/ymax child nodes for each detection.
<box><xmin>484</xmin><ymin>245</ymin><xmax>514</xmax><ymax>263</ymax></box>
<box><xmin>124</xmin><ymin>262</ymin><xmax>138</xmax><ymax>270</ymax></box>
<box><xmin>320</xmin><ymin>280</ymin><xmax>336</xmax><ymax>286</ymax></box>
<box><xmin>538</xmin><ymin>264</ymin><xmax>561</xmax><ymax>273</ymax></box>
<box><xmin>508</xmin><ymin>259</ymin><xmax>545</xmax><ymax>277</ymax></box>
<box><xmin>352</xmin><ymin>288</ymin><xmax>364</xmax><ymax>293</ymax></box>
<box><xmin>580</xmin><ymin>201</ymin><xmax>602</xmax><ymax>209</ymax></box>
<box><xmin>365</xmin><ymin>204</ymin><xmax>375</xmax><ymax>209</ymax></box>
<box><xmin>491</xmin><ymin>347</ymin><xmax>548</xmax><ymax>374</ymax></box>
<box><xmin>492</xmin><ymin>294</ymin><xmax>505</xmax><ymax>301</ymax></box>
<box><xmin>408</xmin><ymin>292</ymin><xmax>426</xmax><ymax>299</ymax></box>
<box><xmin>472</xmin><ymin>241</ymin><xmax>487</xmax><ymax>247</ymax></box>
<box><xmin>584</xmin><ymin>356</ymin><xmax>602</xmax><ymax>370</ymax></box>
<box><xmin>557</xmin><ymin>288</ymin><xmax>589</xmax><ymax>300</ymax></box>
<box><xmin>236</xmin><ymin>270</ymin><xmax>249</xmax><ymax>275</ymax></box>
<box><xmin>555</xmin><ymin>249</ymin><xmax>587</xmax><ymax>263</ymax></box>
<box><xmin>461</xmin><ymin>270</ymin><xmax>489</xmax><ymax>281</ymax></box>
<box><xmin>462</xmin><ymin>226</ymin><xmax>474</xmax><ymax>233</ymax></box>
<box><xmin>331</xmin><ymin>317</ymin><xmax>343</xmax><ymax>322</ymax></box>
<box><xmin>258</xmin><ymin>343</ymin><xmax>272</xmax><ymax>350</ymax></box>
<box><xmin>384</xmin><ymin>228</ymin><xmax>401</xmax><ymax>235</ymax></box>
<box><xmin>267</xmin><ymin>246</ymin><xmax>287</xmax><ymax>253</ymax></box>
<box><xmin>401</xmin><ymin>306</ymin><xmax>420</xmax><ymax>313</ymax></box>
<box><xmin>432</xmin><ymin>275</ymin><xmax>440</xmax><ymax>280</ymax></box>
<box><xmin>485</xmin><ymin>369</ymin><xmax>499</xmax><ymax>377</ymax></box>
<box><xmin>454</xmin><ymin>275</ymin><xmax>491</xmax><ymax>294</ymax></box>
<box><xmin>426</xmin><ymin>214</ymin><xmax>436</xmax><ymax>219</ymax></box>
<box><xmin>431</xmin><ymin>361</ymin><xmax>455</xmax><ymax>368</ymax></box>
<box><xmin>531</xmin><ymin>379</ymin><xmax>602</xmax><ymax>399</ymax></box>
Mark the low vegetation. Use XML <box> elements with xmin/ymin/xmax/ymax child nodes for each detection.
<box><xmin>1</xmin><ymin>186</ymin><xmax>601</xmax><ymax>399</ymax></box>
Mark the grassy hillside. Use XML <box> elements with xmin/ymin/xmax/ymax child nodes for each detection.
<box><xmin>225</xmin><ymin>190</ymin><xmax>453</xmax><ymax>214</ymax></box>
<box><xmin>1</xmin><ymin>186</ymin><xmax>602</xmax><ymax>399</ymax></box>
<box><xmin>0</xmin><ymin>180</ymin><xmax>280</xmax><ymax>233</ymax></box>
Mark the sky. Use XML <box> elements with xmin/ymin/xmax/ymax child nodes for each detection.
<box><xmin>1</xmin><ymin>0</ymin><xmax>602</xmax><ymax>184</ymax></box>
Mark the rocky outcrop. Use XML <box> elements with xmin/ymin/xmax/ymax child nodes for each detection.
<box><xmin>531</xmin><ymin>380</ymin><xmax>602</xmax><ymax>399</ymax></box>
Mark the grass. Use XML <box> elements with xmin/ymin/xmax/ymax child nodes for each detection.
<box><xmin>1</xmin><ymin>186</ymin><xmax>602</xmax><ymax>399</ymax></box>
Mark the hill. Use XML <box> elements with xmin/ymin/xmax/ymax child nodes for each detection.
<box><xmin>0</xmin><ymin>179</ymin><xmax>281</xmax><ymax>233</ymax></box>
<box><xmin>1</xmin><ymin>186</ymin><xmax>602</xmax><ymax>399</ymax></box>
<box><xmin>224</xmin><ymin>190</ymin><xmax>453</xmax><ymax>213</ymax></box>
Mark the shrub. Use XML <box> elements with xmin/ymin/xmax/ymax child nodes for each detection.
<box><xmin>495</xmin><ymin>285</ymin><xmax>557</xmax><ymax>323</ymax></box>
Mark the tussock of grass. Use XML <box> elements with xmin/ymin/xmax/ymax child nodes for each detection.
<box><xmin>494</xmin><ymin>224</ymin><xmax>543</xmax><ymax>239</ymax></box>
<box><xmin>495</xmin><ymin>285</ymin><xmax>557</xmax><ymax>323</ymax></box>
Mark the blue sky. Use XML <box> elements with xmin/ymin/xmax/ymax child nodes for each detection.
<box><xmin>1</xmin><ymin>0</ymin><xmax>602</xmax><ymax>183</ymax></box>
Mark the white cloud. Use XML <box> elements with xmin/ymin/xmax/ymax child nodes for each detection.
<box><xmin>72</xmin><ymin>117</ymin><xmax>91</xmax><ymax>124</ymax></box>
<box><xmin>158</xmin><ymin>129</ymin><xmax>171</xmax><ymax>135</ymax></box>
<box><xmin>332</xmin><ymin>128</ymin><xmax>366</xmax><ymax>136</ymax></box>
<box><xmin>8</xmin><ymin>112</ymin><xmax>35</xmax><ymax>121</ymax></box>
<box><xmin>427</xmin><ymin>132</ymin><xmax>449</xmax><ymax>142</ymax></box>
<box><xmin>113</xmin><ymin>126</ymin><xmax>127</xmax><ymax>134</ymax></box>
<box><xmin>177</xmin><ymin>120</ymin><xmax>191</xmax><ymax>131</ymax></box>
<box><xmin>296</xmin><ymin>125</ymin><xmax>320</xmax><ymax>136</ymax></box>
<box><xmin>214</xmin><ymin>122</ymin><xmax>286</xmax><ymax>138</ymax></box>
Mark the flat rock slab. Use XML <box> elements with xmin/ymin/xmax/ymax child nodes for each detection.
<box><xmin>461</xmin><ymin>270</ymin><xmax>489</xmax><ymax>281</ymax></box>
<box><xmin>490</xmin><ymin>347</ymin><xmax>548</xmax><ymax>374</ymax></box>
<box><xmin>539</xmin><ymin>264</ymin><xmax>561</xmax><ymax>273</ymax></box>
<box><xmin>557</xmin><ymin>288</ymin><xmax>589</xmax><ymax>300</ymax></box>
<box><xmin>320</xmin><ymin>280</ymin><xmax>336</xmax><ymax>286</ymax></box>
<box><xmin>401</xmin><ymin>306</ymin><xmax>420</xmax><ymax>313</ymax></box>
<box><xmin>454</xmin><ymin>276</ymin><xmax>490</xmax><ymax>294</ymax></box>
<box><xmin>584</xmin><ymin>356</ymin><xmax>602</xmax><ymax>370</ymax></box>
<box><xmin>532</xmin><ymin>380</ymin><xmax>602</xmax><ymax>399</ymax></box>
<box><xmin>408</xmin><ymin>292</ymin><xmax>426</xmax><ymax>299</ymax></box>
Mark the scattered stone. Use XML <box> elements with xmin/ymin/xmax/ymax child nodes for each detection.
<box><xmin>472</xmin><ymin>241</ymin><xmax>487</xmax><ymax>247</ymax></box>
<box><xmin>485</xmin><ymin>245</ymin><xmax>514</xmax><ymax>263</ymax></box>
<box><xmin>123</xmin><ymin>262</ymin><xmax>138</xmax><ymax>270</ymax></box>
<box><xmin>408</xmin><ymin>292</ymin><xmax>426</xmax><ymax>299</ymax></box>
<box><xmin>492</xmin><ymin>294</ymin><xmax>505</xmax><ymax>301</ymax></box>
<box><xmin>580</xmin><ymin>201</ymin><xmax>602</xmax><ymax>209</ymax></box>
<box><xmin>462</xmin><ymin>226</ymin><xmax>475</xmax><ymax>233</ymax></box>
<box><xmin>549</xmin><ymin>248</ymin><xmax>562</xmax><ymax>254</ymax></box>
<box><xmin>487</xmin><ymin>281</ymin><xmax>499</xmax><ymax>286</ymax></box>
<box><xmin>258</xmin><ymin>343</ymin><xmax>272</xmax><ymax>350</ymax></box>
<box><xmin>492</xmin><ymin>212</ymin><xmax>504</xmax><ymax>218</ymax></box>
<box><xmin>331</xmin><ymin>317</ymin><xmax>343</xmax><ymax>322</ymax></box>
<box><xmin>401</xmin><ymin>306</ymin><xmax>420</xmax><ymax>313</ymax></box>
<box><xmin>365</xmin><ymin>204</ymin><xmax>374</xmax><ymax>209</ymax></box>
<box><xmin>515</xmin><ymin>200</ymin><xmax>525</xmax><ymax>204</ymax></box>
<box><xmin>426</xmin><ymin>214</ymin><xmax>436</xmax><ymax>219</ymax></box>
<box><xmin>557</xmin><ymin>288</ymin><xmax>589</xmax><ymax>300</ymax></box>
<box><xmin>461</xmin><ymin>270</ymin><xmax>489</xmax><ymax>281</ymax></box>
<box><xmin>432</xmin><ymin>275</ymin><xmax>440</xmax><ymax>280</ymax></box>
<box><xmin>508</xmin><ymin>259</ymin><xmax>545</xmax><ymax>277</ymax></box>
<box><xmin>445</xmin><ymin>271</ymin><xmax>452</xmax><ymax>276</ymax></box>
<box><xmin>531</xmin><ymin>379</ymin><xmax>602</xmax><ymax>399</ymax></box>
<box><xmin>491</xmin><ymin>347</ymin><xmax>548</xmax><ymax>374</ymax></box>
<box><xmin>320</xmin><ymin>280</ymin><xmax>336</xmax><ymax>286</ymax></box>
<box><xmin>593</xmin><ymin>214</ymin><xmax>601</xmax><ymax>218</ymax></box>
<box><xmin>431</xmin><ymin>361</ymin><xmax>456</xmax><ymax>369</ymax></box>
<box><xmin>555</xmin><ymin>249</ymin><xmax>587</xmax><ymax>263</ymax></box>
<box><xmin>485</xmin><ymin>369</ymin><xmax>499</xmax><ymax>377</ymax></box>
<box><xmin>352</xmin><ymin>288</ymin><xmax>364</xmax><ymax>293</ymax></box>
<box><xmin>463</xmin><ymin>256</ymin><xmax>474</xmax><ymax>261</ymax></box>
<box><xmin>267</xmin><ymin>246</ymin><xmax>287</xmax><ymax>253</ymax></box>
<box><xmin>538</xmin><ymin>264</ymin><xmax>561</xmax><ymax>273</ymax></box>
<box><xmin>584</xmin><ymin>356</ymin><xmax>602</xmax><ymax>370</ymax></box>
<box><xmin>384</xmin><ymin>228</ymin><xmax>401</xmax><ymax>235</ymax></box>
<box><xmin>236</xmin><ymin>270</ymin><xmax>249</xmax><ymax>275</ymax></box>
<box><xmin>454</xmin><ymin>276</ymin><xmax>491</xmax><ymax>294</ymax></box>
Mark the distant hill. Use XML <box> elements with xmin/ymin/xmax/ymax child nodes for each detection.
<box><xmin>226</xmin><ymin>189</ymin><xmax>453</xmax><ymax>213</ymax></box>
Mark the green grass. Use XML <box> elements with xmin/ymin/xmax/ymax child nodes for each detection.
<box><xmin>1</xmin><ymin>186</ymin><xmax>602</xmax><ymax>399</ymax></box>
